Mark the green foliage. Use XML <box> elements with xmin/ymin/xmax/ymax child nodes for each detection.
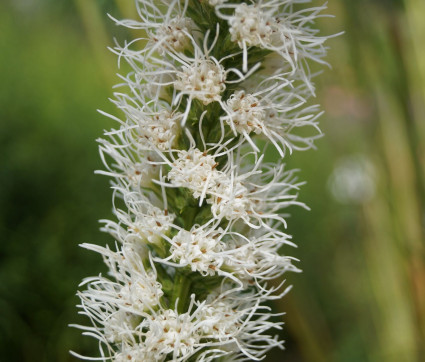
<box><xmin>0</xmin><ymin>2</ymin><xmax>115</xmax><ymax>360</ymax></box>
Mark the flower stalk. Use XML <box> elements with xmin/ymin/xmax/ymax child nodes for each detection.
<box><xmin>72</xmin><ymin>0</ymin><xmax>334</xmax><ymax>360</ymax></box>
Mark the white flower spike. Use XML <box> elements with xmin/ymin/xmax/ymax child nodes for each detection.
<box><xmin>73</xmin><ymin>0</ymin><xmax>335</xmax><ymax>361</ymax></box>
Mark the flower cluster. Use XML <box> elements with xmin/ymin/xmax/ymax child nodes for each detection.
<box><xmin>73</xmin><ymin>0</ymin><xmax>333</xmax><ymax>361</ymax></box>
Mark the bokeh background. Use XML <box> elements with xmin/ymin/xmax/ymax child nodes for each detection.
<box><xmin>1</xmin><ymin>0</ymin><xmax>424</xmax><ymax>361</ymax></box>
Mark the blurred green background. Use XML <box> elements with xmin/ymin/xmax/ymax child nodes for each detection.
<box><xmin>0</xmin><ymin>0</ymin><xmax>424</xmax><ymax>361</ymax></box>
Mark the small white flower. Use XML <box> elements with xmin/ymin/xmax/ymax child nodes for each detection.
<box><xmin>175</xmin><ymin>58</ymin><xmax>226</xmax><ymax>105</ymax></box>
<box><xmin>103</xmin><ymin>310</ymin><xmax>140</xmax><ymax>344</ymax></box>
<box><xmin>208</xmin><ymin>154</ymin><xmax>305</xmax><ymax>228</ymax></box>
<box><xmin>168</xmin><ymin>148</ymin><xmax>224</xmax><ymax>199</ymax></box>
<box><xmin>216</xmin><ymin>1</ymin><xmax>330</xmax><ymax>78</ymax></box>
<box><xmin>208</xmin><ymin>178</ymin><xmax>254</xmax><ymax>222</ymax></box>
<box><xmin>197</xmin><ymin>300</ymin><xmax>241</xmax><ymax>347</ymax></box>
<box><xmin>112</xmin><ymin>188</ymin><xmax>175</xmax><ymax>245</ymax></box>
<box><xmin>224</xmin><ymin>90</ymin><xmax>265</xmax><ymax>135</ymax></box>
<box><xmin>123</xmin><ymin>208</ymin><xmax>174</xmax><ymax>246</ymax></box>
<box><xmin>72</xmin><ymin>246</ymin><xmax>164</xmax><ymax>355</ymax></box>
<box><xmin>78</xmin><ymin>244</ymin><xmax>164</xmax><ymax>313</ymax></box>
<box><xmin>223</xmin><ymin>228</ymin><xmax>300</xmax><ymax>284</ymax></box>
<box><xmin>125</xmin><ymin>30</ymin><xmax>259</xmax><ymax>126</ymax></box>
<box><xmin>107</xmin><ymin>93</ymin><xmax>182</xmax><ymax>152</ymax></box>
<box><xmin>166</xmin><ymin>147</ymin><xmax>304</xmax><ymax>227</ymax></box>
<box><xmin>194</xmin><ymin>292</ymin><xmax>285</xmax><ymax>360</ymax></box>
<box><xmin>143</xmin><ymin>309</ymin><xmax>199</xmax><ymax>359</ymax></box>
<box><xmin>229</xmin><ymin>3</ymin><xmax>275</xmax><ymax>48</ymax></box>
<box><xmin>98</xmin><ymin>139</ymin><xmax>160</xmax><ymax>188</ymax></box>
<box><xmin>109</xmin><ymin>299</ymin><xmax>206</xmax><ymax>361</ymax></box>
<box><xmin>222</xmin><ymin>80</ymin><xmax>322</xmax><ymax>156</ymax></box>
<box><xmin>135</xmin><ymin>109</ymin><xmax>181</xmax><ymax>151</ymax></box>
<box><xmin>119</xmin><ymin>273</ymin><xmax>163</xmax><ymax>313</ymax></box>
<box><xmin>169</xmin><ymin>227</ymin><xmax>225</xmax><ymax>275</ymax></box>
<box><xmin>151</xmin><ymin>16</ymin><xmax>194</xmax><ymax>53</ymax></box>
<box><xmin>113</xmin><ymin>0</ymin><xmax>193</xmax><ymax>56</ymax></box>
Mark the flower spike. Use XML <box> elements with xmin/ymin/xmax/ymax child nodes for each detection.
<box><xmin>73</xmin><ymin>1</ymin><xmax>335</xmax><ymax>360</ymax></box>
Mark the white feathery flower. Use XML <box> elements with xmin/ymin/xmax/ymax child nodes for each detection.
<box><xmin>161</xmin><ymin>222</ymin><xmax>299</xmax><ymax>286</ymax></box>
<box><xmin>122</xmin><ymin>26</ymin><xmax>260</xmax><ymax>126</ymax></box>
<box><xmin>86</xmin><ymin>306</ymin><xmax>202</xmax><ymax>361</ymax></box>
<box><xmin>97</xmin><ymin>102</ymin><xmax>171</xmax><ymax>187</ymax></box>
<box><xmin>208</xmin><ymin>178</ymin><xmax>254</xmax><ymax>222</ymax></box>
<box><xmin>111</xmin><ymin>188</ymin><xmax>175</xmax><ymax>245</ymax></box>
<box><xmin>106</xmin><ymin>93</ymin><xmax>182</xmax><ymax>152</ymax></box>
<box><xmin>98</xmin><ymin>138</ymin><xmax>160</xmax><ymax>188</ymax></box>
<box><xmin>106</xmin><ymin>295</ymin><xmax>269</xmax><ymax>362</ymax></box>
<box><xmin>135</xmin><ymin>108</ymin><xmax>181</xmax><ymax>151</ymax></box>
<box><xmin>143</xmin><ymin>309</ymin><xmax>199</xmax><ymax>359</ymax></box>
<box><xmin>112</xmin><ymin>0</ymin><xmax>192</xmax><ymax>56</ymax></box>
<box><xmin>167</xmin><ymin>45</ymin><xmax>261</xmax><ymax>117</ymax></box>
<box><xmin>229</xmin><ymin>3</ymin><xmax>275</xmax><ymax>48</ymax></box>
<box><xmin>167</xmin><ymin>148</ymin><xmax>224</xmax><ymax>199</ymax></box>
<box><xmin>216</xmin><ymin>1</ymin><xmax>331</xmax><ymax>79</ymax></box>
<box><xmin>194</xmin><ymin>291</ymin><xmax>286</xmax><ymax>360</ymax></box>
<box><xmin>208</xmin><ymin>153</ymin><xmax>305</xmax><ymax>228</ymax></box>
<box><xmin>118</xmin><ymin>272</ymin><xmax>163</xmax><ymax>314</ymax></box>
<box><xmin>80</xmin><ymin>244</ymin><xmax>164</xmax><ymax>313</ymax></box>
<box><xmin>175</xmin><ymin>58</ymin><xmax>226</xmax><ymax>105</ymax></box>
<box><xmin>223</xmin><ymin>228</ymin><xmax>300</xmax><ymax>284</ymax></box>
<box><xmin>221</xmin><ymin>82</ymin><xmax>323</xmax><ymax>156</ymax></box>
<box><xmin>198</xmin><ymin>300</ymin><xmax>240</xmax><ymax>337</ymax></box>
<box><xmin>72</xmin><ymin>246</ymin><xmax>163</xmax><ymax>353</ymax></box>
<box><xmin>92</xmin><ymin>297</ymin><xmax>201</xmax><ymax>361</ymax></box>
<box><xmin>166</xmin><ymin>147</ymin><xmax>303</xmax><ymax>227</ymax></box>
<box><xmin>120</xmin><ymin>205</ymin><xmax>174</xmax><ymax>246</ymax></box>
<box><xmin>103</xmin><ymin>310</ymin><xmax>141</xmax><ymax>344</ymax></box>
<box><xmin>224</xmin><ymin>90</ymin><xmax>266</xmax><ymax>135</ymax></box>
<box><xmin>169</xmin><ymin>228</ymin><xmax>225</xmax><ymax>275</ymax></box>
<box><xmin>151</xmin><ymin>16</ymin><xmax>194</xmax><ymax>53</ymax></box>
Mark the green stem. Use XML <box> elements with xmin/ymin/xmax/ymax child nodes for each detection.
<box><xmin>170</xmin><ymin>272</ymin><xmax>192</xmax><ymax>313</ymax></box>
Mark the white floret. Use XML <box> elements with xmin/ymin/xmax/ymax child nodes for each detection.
<box><xmin>224</xmin><ymin>90</ymin><xmax>266</xmax><ymax>135</ymax></box>
<box><xmin>216</xmin><ymin>1</ymin><xmax>330</xmax><ymax>80</ymax></box>
<box><xmin>103</xmin><ymin>310</ymin><xmax>140</xmax><ymax>344</ymax></box>
<box><xmin>169</xmin><ymin>228</ymin><xmax>225</xmax><ymax>275</ymax></box>
<box><xmin>229</xmin><ymin>3</ymin><xmax>275</xmax><ymax>48</ymax></box>
<box><xmin>143</xmin><ymin>310</ymin><xmax>199</xmax><ymax>358</ymax></box>
<box><xmin>175</xmin><ymin>59</ymin><xmax>226</xmax><ymax>105</ymax></box>
<box><xmin>137</xmin><ymin>109</ymin><xmax>181</xmax><ymax>151</ymax></box>
<box><xmin>208</xmin><ymin>179</ymin><xmax>254</xmax><ymax>222</ymax></box>
<box><xmin>168</xmin><ymin>149</ymin><xmax>225</xmax><ymax>199</ymax></box>
<box><xmin>98</xmin><ymin>136</ymin><xmax>161</xmax><ymax>188</ymax></box>
<box><xmin>125</xmin><ymin>205</ymin><xmax>175</xmax><ymax>245</ymax></box>
<box><xmin>114</xmin><ymin>189</ymin><xmax>175</xmax><ymax>245</ymax></box>
<box><xmin>152</xmin><ymin>17</ymin><xmax>193</xmax><ymax>53</ymax></box>
<box><xmin>119</xmin><ymin>271</ymin><xmax>164</xmax><ymax>314</ymax></box>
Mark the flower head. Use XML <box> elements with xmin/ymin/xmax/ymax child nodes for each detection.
<box><xmin>216</xmin><ymin>1</ymin><xmax>331</xmax><ymax>81</ymax></box>
<box><xmin>152</xmin><ymin>16</ymin><xmax>194</xmax><ymax>53</ymax></box>
<box><xmin>175</xmin><ymin>58</ymin><xmax>227</xmax><ymax>105</ymax></box>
